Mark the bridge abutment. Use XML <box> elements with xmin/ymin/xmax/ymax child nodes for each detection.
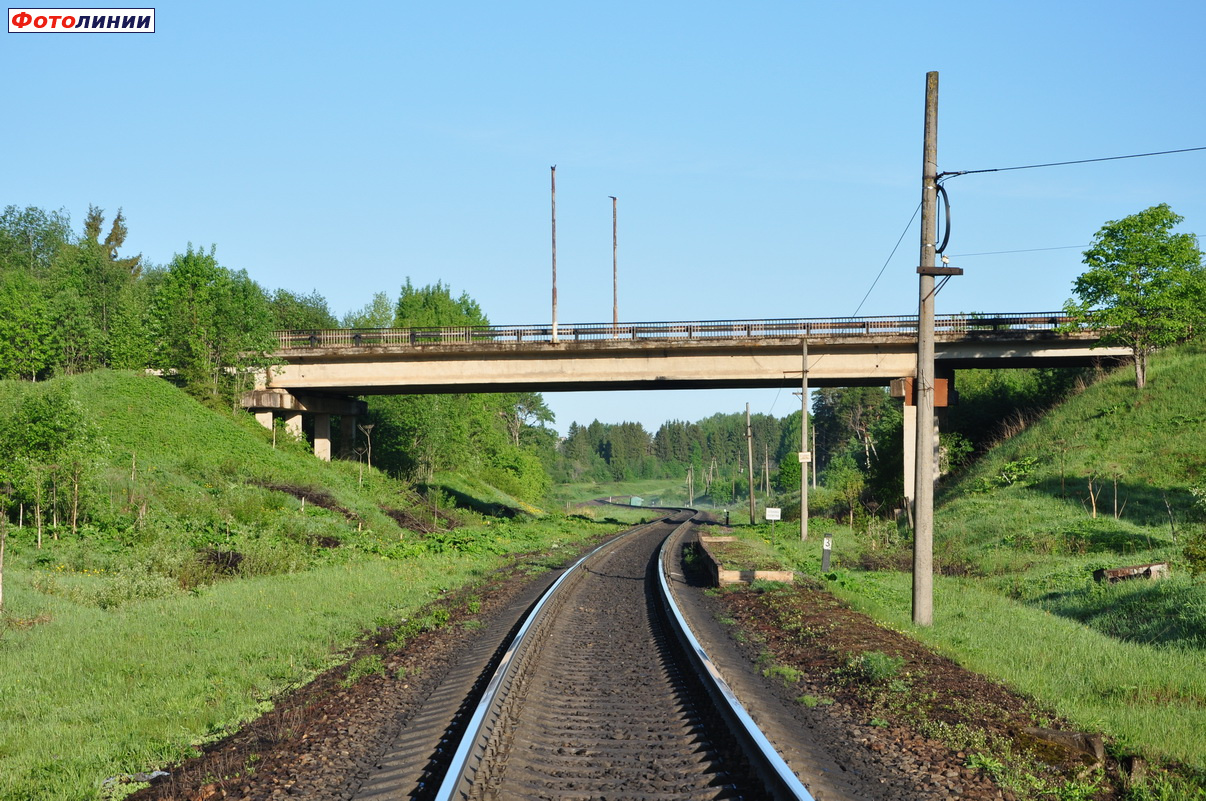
<box><xmin>241</xmin><ymin>389</ymin><xmax>367</xmax><ymax>462</ymax></box>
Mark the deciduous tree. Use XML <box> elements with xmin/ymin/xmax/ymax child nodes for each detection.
<box><xmin>0</xmin><ymin>270</ymin><xmax>52</xmax><ymax>379</ymax></box>
<box><xmin>150</xmin><ymin>246</ymin><xmax>275</xmax><ymax>404</ymax></box>
<box><xmin>342</xmin><ymin>291</ymin><xmax>395</xmax><ymax>328</ymax></box>
<box><xmin>269</xmin><ymin>288</ymin><xmax>338</xmax><ymax>331</ymax></box>
<box><xmin>1065</xmin><ymin>204</ymin><xmax>1206</xmax><ymax>388</ymax></box>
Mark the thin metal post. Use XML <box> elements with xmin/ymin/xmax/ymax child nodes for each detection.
<box><xmin>746</xmin><ymin>402</ymin><xmax>756</xmax><ymax>525</ymax></box>
<box><xmin>913</xmin><ymin>71</ymin><xmax>939</xmax><ymax>627</ymax></box>
<box><xmin>551</xmin><ymin>165</ymin><xmax>558</xmax><ymax>344</ymax></box>
<box><xmin>610</xmin><ymin>195</ymin><xmax>618</xmax><ymax>337</ymax></box>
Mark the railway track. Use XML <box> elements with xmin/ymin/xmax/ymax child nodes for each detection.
<box><xmin>356</xmin><ymin>511</ymin><xmax>814</xmax><ymax>801</ymax></box>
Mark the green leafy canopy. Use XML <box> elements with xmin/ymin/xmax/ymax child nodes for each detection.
<box><xmin>1064</xmin><ymin>203</ymin><xmax>1206</xmax><ymax>388</ymax></box>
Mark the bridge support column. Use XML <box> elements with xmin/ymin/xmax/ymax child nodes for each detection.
<box><xmin>903</xmin><ymin>404</ymin><xmax>916</xmax><ymax>510</ymax></box>
<box><xmin>901</xmin><ymin>403</ymin><xmax>941</xmax><ymax>516</ymax></box>
<box><xmin>283</xmin><ymin>412</ymin><xmax>303</xmax><ymax>440</ymax></box>
<box><xmin>241</xmin><ymin>389</ymin><xmax>368</xmax><ymax>460</ymax></box>
<box><xmin>313</xmin><ymin>414</ymin><xmax>331</xmax><ymax>461</ymax></box>
<box><xmin>894</xmin><ymin>376</ymin><xmax>949</xmax><ymax>517</ymax></box>
<box><xmin>340</xmin><ymin>415</ymin><xmax>357</xmax><ymax>456</ymax></box>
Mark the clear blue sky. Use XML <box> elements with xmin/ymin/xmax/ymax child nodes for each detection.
<box><xmin>6</xmin><ymin>1</ymin><xmax>1205</xmax><ymax>433</ymax></box>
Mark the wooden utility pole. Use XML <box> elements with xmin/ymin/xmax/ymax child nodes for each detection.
<box><xmin>610</xmin><ymin>195</ymin><xmax>618</xmax><ymax>337</ymax></box>
<box><xmin>551</xmin><ymin>166</ymin><xmax>558</xmax><ymax>344</ymax></box>
<box><xmin>913</xmin><ymin>71</ymin><xmax>940</xmax><ymax>627</ymax></box>
<box><xmin>745</xmin><ymin>403</ymin><xmax>756</xmax><ymax>525</ymax></box>
<box><xmin>801</xmin><ymin>339</ymin><xmax>810</xmax><ymax>541</ymax></box>
<box><xmin>687</xmin><ymin>464</ymin><xmax>693</xmax><ymax>505</ymax></box>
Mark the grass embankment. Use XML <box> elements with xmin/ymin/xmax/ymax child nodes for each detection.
<box><xmin>0</xmin><ymin>372</ymin><xmax>625</xmax><ymax>801</ymax></box>
<box><xmin>550</xmin><ymin>478</ymin><xmax>689</xmax><ymax>508</ymax></box>
<box><xmin>698</xmin><ymin>532</ymin><xmax>791</xmax><ymax>573</ymax></box>
<box><xmin>740</xmin><ymin>344</ymin><xmax>1206</xmax><ymax>790</ymax></box>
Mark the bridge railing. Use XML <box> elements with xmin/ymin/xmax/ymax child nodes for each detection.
<box><xmin>275</xmin><ymin>312</ymin><xmax>1079</xmax><ymax>349</ymax></box>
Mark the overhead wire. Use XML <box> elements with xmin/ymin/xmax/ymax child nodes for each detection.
<box><xmin>850</xmin><ymin>201</ymin><xmax>922</xmax><ymax>318</ymax></box>
<box><xmin>788</xmin><ymin>200</ymin><xmax>923</xmax><ymax>395</ymax></box>
<box><xmin>950</xmin><ymin>245</ymin><xmax>1087</xmax><ymax>257</ymax></box>
<box><xmin>784</xmin><ymin>145</ymin><xmax>1205</xmax><ymax>419</ymax></box>
<box><xmin>938</xmin><ymin>145</ymin><xmax>1206</xmax><ymax>180</ymax></box>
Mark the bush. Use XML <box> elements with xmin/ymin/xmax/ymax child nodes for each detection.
<box><xmin>89</xmin><ymin>569</ymin><xmax>182</xmax><ymax>608</ymax></box>
<box><xmin>1184</xmin><ymin>530</ymin><xmax>1206</xmax><ymax>578</ymax></box>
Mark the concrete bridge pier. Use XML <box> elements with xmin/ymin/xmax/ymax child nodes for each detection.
<box><xmin>283</xmin><ymin>412</ymin><xmax>303</xmax><ymax>438</ymax></box>
<box><xmin>313</xmin><ymin>414</ymin><xmax>331</xmax><ymax>460</ymax></box>
<box><xmin>241</xmin><ymin>389</ymin><xmax>368</xmax><ymax>461</ymax></box>
<box><xmin>893</xmin><ymin>372</ymin><xmax>955</xmax><ymax>514</ymax></box>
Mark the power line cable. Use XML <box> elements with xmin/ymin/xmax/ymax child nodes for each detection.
<box><xmin>794</xmin><ymin>201</ymin><xmax>922</xmax><ymax>383</ymax></box>
<box><xmin>851</xmin><ymin>201</ymin><xmax>922</xmax><ymax>318</ymax></box>
<box><xmin>939</xmin><ymin>145</ymin><xmax>1206</xmax><ymax>180</ymax></box>
<box><xmin>950</xmin><ymin>244</ymin><xmax>1088</xmax><ymax>257</ymax></box>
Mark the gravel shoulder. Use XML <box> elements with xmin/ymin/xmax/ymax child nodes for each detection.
<box><xmin>669</xmin><ymin>525</ymin><xmax>1125</xmax><ymax>801</ymax></box>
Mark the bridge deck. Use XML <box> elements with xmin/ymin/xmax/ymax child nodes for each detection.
<box><xmin>264</xmin><ymin>312</ymin><xmax>1129</xmax><ymax>395</ymax></box>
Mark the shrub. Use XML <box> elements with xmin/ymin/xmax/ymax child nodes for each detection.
<box><xmin>89</xmin><ymin>570</ymin><xmax>182</xmax><ymax>608</ymax></box>
<box><xmin>1184</xmin><ymin>530</ymin><xmax>1206</xmax><ymax>578</ymax></box>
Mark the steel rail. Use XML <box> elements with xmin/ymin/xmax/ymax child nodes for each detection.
<box><xmin>658</xmin><ymin>519</ymin><xmax>816</xmax><ymax>801</ymax></box>
<box><xmin>430</xmin><ymin>519</ymin><xmax>663</xmax><ymax>801</ymax></box>
<box><xmin>430</xmin><ymin>513</ymin><xmax>814</xmax><ymax>801</ymax></box>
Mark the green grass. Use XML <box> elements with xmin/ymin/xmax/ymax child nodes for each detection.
<box><xmin>700</xmin><ymin>530</ymin><xmax>790</xmax><ymax>572</ymax></box>
<box><xmin>427</xmin><ymin>471</ymin><xmax>546</xmax><ymax>517</ymax></box>
<box><xmin>926</xmin><ymin>343</ymin><xmax>1206</xmax><ymax>656</ymax></box>
<box><xmin>821</xmin><ymin>572</ymin><xmax>1206</xmax><ymax>769</ymax></box>
<box><xmin>0</xmin><ymin>557</ymin><xmax>473</xmax><ymax>799</ymax></box>
<box><xmin>0</xmin><ymin>515</ymin><xmax>623</xmax><ymax>800</ymax></box>
<box><xmin>0</xmin><ymin>371</ymin><xmax>639</xmax><ymax>799</ymax></box>
<box><xmin>2</xmin><ymin>371</ymin><xmax>427</xmax><ymax>580</ymax></box>
<box><xmin>942</xmin><ymin>342</ymin><xmax>1206</xmax><ymax>545</ymax></box>
<box><xmin>549</xmin><ymin>478</ymin><xmax>690</xmax><ymax>507</ymax></box>
<box><xmin>751</xmin><ymin>343</ymin><xmax>1206</xmax><ymax>779</ymax></box>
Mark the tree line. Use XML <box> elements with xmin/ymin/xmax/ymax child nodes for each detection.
<box><xmin>0</xmin><ymin>205</ymin><xmax>279</xmax><ymax>403</ymax></box>
<box><xmin>0</xmin><ymin>206</ymin><xmax>555</xmax><ymax>515</ymax></box>
<box><xmin>2</xmin><ymin>200</ymin><xmax>1198</xmax><ymax>525</ymax></box>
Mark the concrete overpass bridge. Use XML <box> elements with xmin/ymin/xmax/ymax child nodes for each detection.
<box><xmin>243</xmin><ymin>311</ymin><xmax>1128</xmax><ymax>464</ymax></box>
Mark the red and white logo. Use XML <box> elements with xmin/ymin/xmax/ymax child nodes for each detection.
<box><xmin>8</xmin><ymin>8</ymin><xmax>155</xmax><ymax>32</ymax></box>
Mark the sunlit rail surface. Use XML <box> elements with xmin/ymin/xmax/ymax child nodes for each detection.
<box><xmin>355</xmin><ymin>513</ymin><xmax>817</xmax><ymax>801</ymax></box>
<box><xmin>275</xmin><ymin>312</ymin><xmax>1085</xmax><ymax>349</ymax></box>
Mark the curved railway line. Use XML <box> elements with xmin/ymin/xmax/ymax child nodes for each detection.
<box><xmin>355</xmin><ymin>511</ymin><xmax>827</xmax><ymax>801</ymax></box>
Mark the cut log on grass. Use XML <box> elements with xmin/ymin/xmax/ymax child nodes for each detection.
<box><xmin>1092</xmin><ymin>562</ymin><xmax>1170</xmax><ymax>583</ymax></box>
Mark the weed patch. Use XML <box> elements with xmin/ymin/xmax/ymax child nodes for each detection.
<box><xmin>341</xmin><ymin>655</ymin><xmax>386</xmax><ymax>688</ymax></box>
<box><xmin>838</xmin><ymin>651</ymin><xmax>905</xmax><ymax>685</ymax></box>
